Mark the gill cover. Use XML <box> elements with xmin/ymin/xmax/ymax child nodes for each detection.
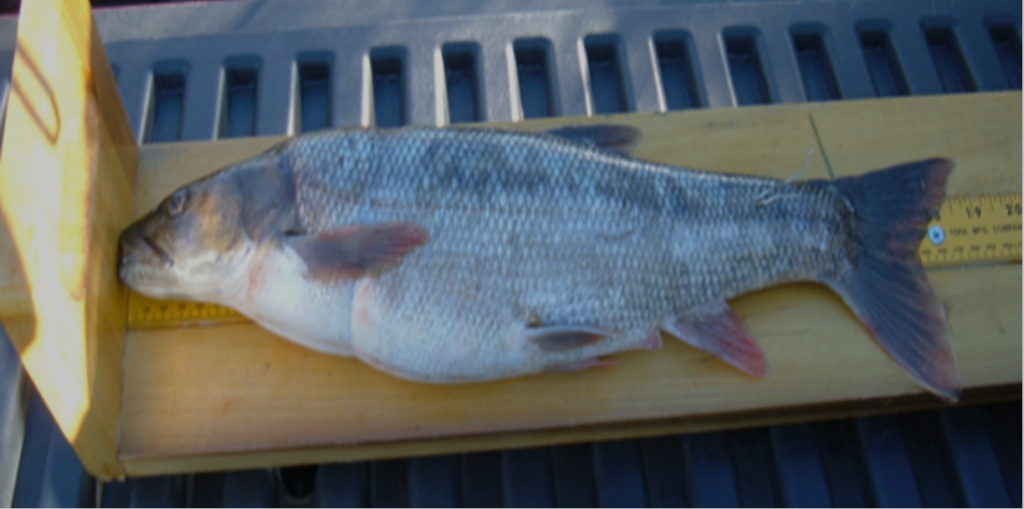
<box><xmin>118</xmin><ymin>151</ymin><xmax>298</xmax><ymax>299</ymax></box>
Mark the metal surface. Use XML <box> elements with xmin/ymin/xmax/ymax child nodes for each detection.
<box><xmin>0</xmin><ymin>0</ymin><xmax>1016</xmax><ymax>140</ymax></box>
<box><xmin>0</xmin><ymin>0</ymin><xmax>1020</xmax><ymax>506</ymax></box>
<box><xmin>0</xmin><ymin>328</ymin><xmax>29</xmax><ymax>507</ymax></box>
<box><xmin>82</xmin><ymin>404</ymin><xmax>1020</xmax><ymax>507</ymax></box>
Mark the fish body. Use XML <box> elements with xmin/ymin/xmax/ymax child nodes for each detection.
<box><xmin>119</xmin><ymin>125</ymin><xmax>960</xmax><ymax>401</ymax></box>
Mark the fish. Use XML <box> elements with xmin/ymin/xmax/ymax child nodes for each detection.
<box><xmin>118</xmin><ymin>125</ymin><xmax>960</xmax><ymax>402</ymax></box>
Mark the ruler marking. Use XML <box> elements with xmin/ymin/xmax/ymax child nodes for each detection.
<box><xmin>923</xmin><ymin>192</ymin><xmax>1022</xmax><ymax>269</ymax></box>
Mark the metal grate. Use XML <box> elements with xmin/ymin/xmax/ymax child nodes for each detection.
<box><xmin>724</xmin><ymin>31</ymin><xmax>773</xmax><ymax>105</ymax></box>
<box><xmin>859</xmin><ymin>27</ymin><xmax>912</xmax><ymax>97</ymax></box>
<box><xmin>442</xmin><ymin>43</ymin><xmax>482</xmax><ymax>124</ymax></box>
<box><xmin>220</xmin><ymin>60</ymin><xmax>259</xmax><ymax>139</ymax></box>
<box><xmin>145</xmin><ymin>65</ymin><xmax>187</xmax><ymax>143</ymax></box>
<box><xmin>297</xmin><ymin>58</ymin><xmax>332</xmax><ymax>133</ymax></box>
<box><xmin>923</xmin><ymin>23</ymin><xmax>978</xmax><ymax>93</ymax></box>
<box><xmin>513</xmin><ymin>38</ymin><xmax>556</xmax><ymax>119</ymax></box>
<box><xmin>988</xmin><ymin>23</ymin><xmax>1022</xmax><ymax>88</ymax></box>
<box><xmin>653</xmin><ymin>31</ymin><xmax>702</xmax><ymax>110</ymax></box>
<box><xmin>369</xmin><ymin>48</ymin><xmax>407</xmax><ymax>128</ymax></box>
<box><xmin>584</xmin><ymin>35</ymin><xmax>630</xmax><ymax>114</ymax></box>
<box><xmin>792</xmin><ymin>31</ymin><xmax>842</xmax><ymax>101</ymax></box>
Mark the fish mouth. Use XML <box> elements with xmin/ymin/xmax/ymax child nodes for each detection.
<box><xmin>120</xmin><ymin>233</ymin><xmax>174</xmax><ymax>270</ymax></box>
<box><xmin>140</xmin><ymin>236</ymin><xmax>175</xmax><ymax>267</ymax></box>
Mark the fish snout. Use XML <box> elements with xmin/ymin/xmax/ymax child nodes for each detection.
<box><xmin>118</xmin><ymin>224</ymin><xmax>173</xmax><ymax>273</ymax></box>
<box><xmin>118</xmin><ymin>226</ymin><xmax>145</xmax><ymax>277</ymax></box>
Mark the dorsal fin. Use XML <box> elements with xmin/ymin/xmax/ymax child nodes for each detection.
<box><xmin>543</xmin><ymin>125</ymin><xmax>643</xmax><ymax>156</ymax></box>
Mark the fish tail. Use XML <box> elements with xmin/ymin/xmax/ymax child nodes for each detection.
<box><xmin>827</xmin><ymin>158</ymin><xmax>960</xmax><ymax>402</ymax></box>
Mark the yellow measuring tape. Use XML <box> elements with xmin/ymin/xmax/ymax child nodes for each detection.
<box><xmin>127</xmin><ymin>296</ymin><xmax>246</xmax><ymax>330</ymax></box>
<box><xmin>920</xmin><ymin>193</ymin><xmax>1022</xmax><ymax>268</ymax></box>
<box><xmin>126</xmin><ymin>193</ymin><xmax>1023</xmax><ymax>330</ymax></box>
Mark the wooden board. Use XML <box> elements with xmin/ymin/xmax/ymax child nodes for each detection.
<box><xmin>0</xmin><ymin>0</ymin><xmax>136</xmax><ymax>479</ymax></box>
<box><xmin>119</xmin><ymin>92</ymin><xmax>1021</xmax><ymax>476</ymax></box>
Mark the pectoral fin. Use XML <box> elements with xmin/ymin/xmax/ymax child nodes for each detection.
<box><xmin>662</xmin><ymin>300</ymin><xmax>768</xmax><ymax>377</ymax></box>
<box><xmin>526</xmin><ymin>324</ymin><xmax>618</xmax><ymax>352</ymax></box>
<box><xmin>285</xmin><ymin>222</ymin><xmax>428</xmax><ymax>280</ymax></box>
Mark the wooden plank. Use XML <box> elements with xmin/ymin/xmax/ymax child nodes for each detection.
<box><xmin>118</xmin><ymin>92</ymin><xmax>1021</xmax><ymax>475</ymax></box>
<box><xmin>122</xmin><ymin>384</ymin><xmax>1020</xmax><ymax>477</ymax></box>
<box><xmin>120</xmin><ymin>265</ymin><xmax>1019</xmax><ymax>474</ymax></box>
<box><xmin>0</xmin><ymin>0</ymin><xmax>136</xmax><ymax>478</ymax></box>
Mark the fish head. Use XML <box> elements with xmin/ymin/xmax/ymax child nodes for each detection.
<box><xmin>118</xmin><ymin>171</ymin><xmax>255</xmax><ymax>301</ymax></box>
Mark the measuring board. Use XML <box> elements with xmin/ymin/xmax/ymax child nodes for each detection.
<box><xmin>126</xmin><ymin>193</ymin><xmax>1023</xmax><ymax>330</ymax></box>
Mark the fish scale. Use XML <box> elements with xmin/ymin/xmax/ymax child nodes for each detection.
<box><xmin>278</xmin><ymin>127</ymin><xmax>843</xmax><ymax>382</ymax></box>
<box><xmin>119</xmin><ymin>125</ymin><xmax>960</xmax><ymax>400</ymax></box>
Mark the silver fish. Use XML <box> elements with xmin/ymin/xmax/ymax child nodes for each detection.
<box><xmin>118</xmin><ymin>125</ymin><xmax>960</xmax><ymax>402</ymax></box>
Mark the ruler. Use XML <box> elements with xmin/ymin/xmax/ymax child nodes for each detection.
<box><xmin>126</xmin><ymin>295</ymin><xmax>247</xmax><ymax>330</ymax></box>
<box><xmin>919</xmin><ymin>193</ymin><xmax>1022</xmax><ymax>268</ymax></box>
<box><xmin>126</xmin><ymin>193</ymin><xmax>1023</xmax><ymax>330</ymax></box>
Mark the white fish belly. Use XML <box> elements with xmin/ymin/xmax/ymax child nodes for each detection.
<box><xmin>350</xmin><ymin>276</ymin><xmax>661</xmax><ymax>383</ymax></box>
<box><xmin>346</xmin><ymin>210</ymin><xmax>670</xmax><ymax>383</ymax></box>
<box><xmin>239</xmin><ymin>246</ymin><xmax>357</xmax><ymax>357</ymax></box>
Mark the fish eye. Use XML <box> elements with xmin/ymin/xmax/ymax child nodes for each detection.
<box><xmin>167</xmin><ymin>189</ymin><xmax>188</xmax><ymax>216</ymax></box>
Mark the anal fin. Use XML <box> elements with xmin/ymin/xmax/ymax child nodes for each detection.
<box><xmin>662</xmin><ymin>300</ymin><xmax>768</xmax><ymax>377</ymax></box>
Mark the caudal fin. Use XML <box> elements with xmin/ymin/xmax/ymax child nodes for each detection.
<box><xmin>828</xmin><ymin>158</ymin><xmax>960</xmax><ymax>403</ymax></box>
